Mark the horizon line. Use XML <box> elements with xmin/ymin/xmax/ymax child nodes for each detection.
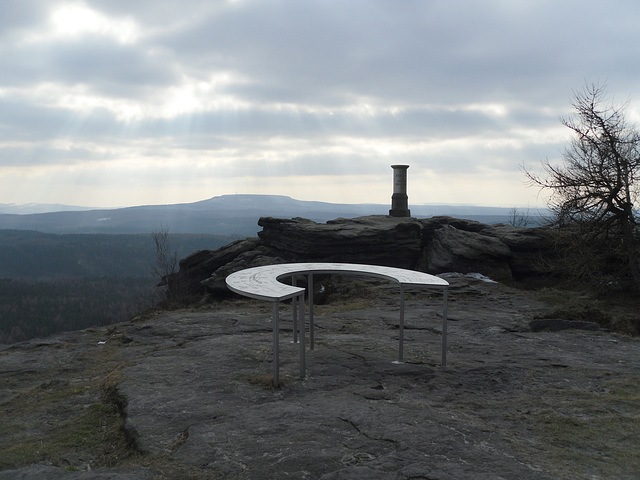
<box><xmin>1</xmin><ymin>193</ymin><xmax>548</xmax><ymax>214</ymax></box>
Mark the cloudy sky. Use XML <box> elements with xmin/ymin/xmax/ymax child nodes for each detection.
<box><xmin>2</xmin><ymin>0</ymin><xmax>640</xmax><ymax>209</ymax></box>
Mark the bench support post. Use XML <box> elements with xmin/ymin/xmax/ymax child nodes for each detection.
<box><xmin>398</xmin><ymin>286</ymin><xmax>405</xmax><ymax>363</ymax></box>
<box><xmin>291</xmin><ymin>275</ymin><xmax>298</xmax><ymax>343</ymax></box>
<box><xmin>441</xmin><ymin>287</ymin><xmax>448</xmax><ymax>366</ymax></box>
<box><xmin>272</xmin><ymin>301</ymin><xmax>280</xmax><ymax>387</ymax></box>
<box><xmin>298</xmin><ymin>292</ymin><xmax>306</xmax><ymax>378</ymax></box>
<box><xmin>308</xmin><ymin>274</ymin><xmax>315</xmax><ymax>350</ymax></box>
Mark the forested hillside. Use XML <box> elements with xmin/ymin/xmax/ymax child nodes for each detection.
<box><xmin>0</xmin><ymin>277</ymin><xmax>156</xmax><ymax>343</ymax></box>
<box><xmin>0</xmin><ymin>230</ymin><xmax>239</xmax><ymax>343</ymax></box>
<box><xmin>0</xmin><ymin>230</ymin><xmax>236</xmax><ymax>278</ymax></box>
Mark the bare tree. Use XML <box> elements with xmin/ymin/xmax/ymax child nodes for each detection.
<box><xmin>150</xmin><ymin>225</ymin><xmax>178</xmax><ymax>285</ymax></box>
<box><xmin>525</xmin><ymin>83</ymin><xmax>640</xmax><ymax>290</ymax></box>
<box><xmin>507</xmin><ymin>207</ymin><xmax>531</xmax><ymax>227</ymax></box>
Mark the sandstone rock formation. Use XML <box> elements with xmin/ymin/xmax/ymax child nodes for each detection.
<box><xmin>168</xmin><ymin>215</ymin><xmax>555</xmax><ymax>299</ymax></box>
<box><xmin>2</xmin><ymin>277</ymin><xmax>638</xmax><ymax>478</ymax></box>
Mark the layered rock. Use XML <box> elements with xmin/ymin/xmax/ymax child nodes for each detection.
<box><xmin>168</xmin><ymin>215</ymin><xmax>556</xmax><ymax>299</ymax></box>
<box><xmin>483</xmin><ymin>223</ymin><xmax>556</xmax><ymax>279</ymax></box>
<box><xmin>422</xmin><ymin>224</ymin><xmax>512</xmax><ymax>280</ymax></box>
<box><xmin>167</xmin><ymin>237</ymin><xmax>262</xmax><ymax>296</ymax></box>
<box><xmin>4</xmin><ymin>278</ymin><xmax>638</xmax><ymax>478</ymax></box>
<box><xmin>257</xmin><ymin>216</ymin><xmax>424</xmax><ymax>268</ymax></box>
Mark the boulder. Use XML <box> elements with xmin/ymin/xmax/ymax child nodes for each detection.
<box><xmin>419</xmin><ymin>215</ymin><xmax>489</xmax><ymax>234</ymax></box>
<box><xmin>201</xmin><ymin>246</ymin><xmax>288</xmax><ymax>294</ymax></box>
<box><xmin>422</xmin><ymin>224</ymin><xmax>513</xmax><ymax>281</ymax></box>
<box><xmin>166</xmin><ymin>215</ymin><xmax>556</xmax><ymax>299</ymax></box>
<box><xmin>167</xmin><ymin>237</ymin><xmax>261</xmax><ymax>295</ymax></box>
<box><xmin>257</xmin><ymin>215</ymin><xmax>423</xmax><ymax>268</ymax></box>
<box><xmin>484</xmin><ymin>224</ymin><xmax>556</xmax><ymax>280</ymax></box>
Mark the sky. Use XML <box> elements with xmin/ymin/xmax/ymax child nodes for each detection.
<box><xmin>2</xmin><ymin>0</ymin><xmax>640</xmax><ymax>209</ymax></box>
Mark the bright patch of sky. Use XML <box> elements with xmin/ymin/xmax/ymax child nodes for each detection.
<box><xmin>2</xmin><ymin>0</ymin><xmax>640</xmax><ymax>209</ymax></box>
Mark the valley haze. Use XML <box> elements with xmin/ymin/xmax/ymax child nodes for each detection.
<box><xmin>0</xmin><ymin>194</ymin><xmax>544</xmax><ymax>236</ymax></box>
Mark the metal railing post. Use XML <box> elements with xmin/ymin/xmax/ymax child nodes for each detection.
<box><xmin>441</xmin><ymin>287</ymin><xmax>448</xmax><ymax>366</ymax></box>
<box><xmin>272</xmin><ymin>301</ymin><xmax>280</xmax><ymax>387</ymax></box>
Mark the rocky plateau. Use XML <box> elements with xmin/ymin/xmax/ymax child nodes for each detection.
<box><xmin>1</xmin><ymin>215</ymin><xmax>639</xmax><ymax>479</ymax></box>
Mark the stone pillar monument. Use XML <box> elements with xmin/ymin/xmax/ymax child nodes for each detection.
<box><xmin>389</xmin><ymin>164</ymin><xmax>411</xmax><ymax>217</ymax></box>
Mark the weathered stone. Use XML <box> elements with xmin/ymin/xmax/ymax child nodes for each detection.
<box><xmin>424</xmin><ymin>224</ymin><xmax>513</xmax><ymax>281</ymax></box>
<box><xmin>257</xmin><ymin>215</ymin><xmax>423</xmax><ymax>268</ymax></box>
<box><xmin>485</xmin><ymin>224</ymin><xmax>556</xmax><ymax>280</ymax></box>
<box><xmin>167</xmin><ymin>237</ymin><xmax>261</xmax><ymax>295</ymax></box>
<box><xmin>0</xmin><ymin>466</ymin><xmax>153</xmax><ymax>480</ymax></box>
<box><xmin>2</xmin><ymin>279</ymin><xmax>639</xmax><ymax>478</ymax></box>
<box><xmin>419</xmin><ymin>215</ymin><xmax>489</xmax><ymax>234</ymax></box>
<box><xmin>4</xmin><ymin>278</ymin><xmax>638</xmax><ymax>478</ymax></box>
<box><xmin>201</xmin><ymin>246</ymin><xmax>288</xmax><ymax>294</ymax></box>
<box><xmin>166</xmin><ymin>215</ymin><xmax>560</xmax><ymax>299</ymax></box>
<box><xmin>529</xmin><ymin>318</ymin><xmax>601</xmax><ymax>332</ymax></box>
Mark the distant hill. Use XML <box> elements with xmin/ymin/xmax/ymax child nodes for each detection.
<box><xmin>0</xmin><ymin>203</ymin><xmax>98</xmax><ymax>214</ymax></box>
<box><xmin>0</xmin><ymin>195</ymin><xmax>547</xmax><ymax>236</ymax></box>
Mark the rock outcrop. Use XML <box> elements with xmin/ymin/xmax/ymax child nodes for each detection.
<box><xmin>257</xmin><ymin>216</ymin><xmax>424</xmax><ymax>268</ymax></box>
<box><xmin>168</xmin><ymin>215</ymin><xmax>556</xmax><ymax>299</ymax></box>
<box><xmin>422</xmin><ymin>223</ymin><xmax>513</xmax><ymax>280</ymax></box>
<box><xmin>2</xmin><ymin>277</ymin><xmax>639</xmax><ymax>478</ymax></box>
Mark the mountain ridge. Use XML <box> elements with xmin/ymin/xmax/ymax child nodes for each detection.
<box><xmin>0</xmin><ymin>194</ymin><xmax>544</xmax><ymax>235</ymax></box>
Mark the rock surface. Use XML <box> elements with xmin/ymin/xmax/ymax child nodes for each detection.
<box><xmin>423</xmin><ymin>224</ymin><xmax>512</xmax><ymax>280</ymax></box>
<box><xmin>173</xmin><ymin>215</ymin><xmax>555</xmax><ymax>299</ymax></box>
<box><xmin>257</xmin><ymin>216</ymin><xmax>424</xmax><ymax>269</ymax></box>
<box><xmin>0</xmin><ymin>466</ymin><xmax>153</xmax><ymax>479</ymax></box>
<box><xmin>2</xmin><ymin>277</ymin><xmax>639</xmax><ymax>479</ymax></box>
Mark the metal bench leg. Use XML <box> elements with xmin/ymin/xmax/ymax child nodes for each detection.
<box><xmin>298</xmin><ymin>292</ymin><xmax>306</xmax><ymax>378</ymax></box>
<box><xmin>441</xmin><ymin>287</ymin><xmax>448</xmax><ymax>366</ymax></box>
<box><xmin>292</xmin><ymin>275</ymin><xmax>298</xmax><ymax>343</ymax></box>
<box><xmin>273</xmin><ymin>301</ymin><xmax>280</xmax><ymax>387</ymax></box>
<box><xmin>308</xmin><ymin>274</ymin><xmax>315</xmax><ymax>350</ymax></box>
<box><xmin>398</xmin><ymin>286</ymin><xmax>405</xmax><ymax>363</ymax></box>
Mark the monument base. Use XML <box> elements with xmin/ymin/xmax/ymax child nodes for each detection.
<box><xmin>389</xmin><ymin>191</ymin><xmax>410</xmax><ymax>217</ymax></box>
<box><xmin>389</xmin><ymin>208</ymin><xmax>411</xmax><ymax>217</ymax></box>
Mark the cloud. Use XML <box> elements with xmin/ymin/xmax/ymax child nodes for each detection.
<box><xmin>0</xmin><ymin>1</ymin><xmax>50</xmax><ymax>39</ymax></box>
<box><xmin>1</xmin><ymin>0</ymin><xmax>639</xmax><ymax>208</ymax></box>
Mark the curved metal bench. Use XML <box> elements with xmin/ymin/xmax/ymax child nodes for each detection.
<box><xmin>226</xmin><ymin>262</ymin><xmax>449</xmax><ymax>386</ymax></box>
